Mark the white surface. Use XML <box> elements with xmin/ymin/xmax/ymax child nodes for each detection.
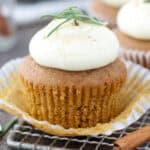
<box><xmin>30</xmin><ymin>19</ymin><xmax>119</xmax><ymax>71</ymax></box>
<box><xmin>102</xmin><ymin>0</ymin><xmax>130</xmax><ymax>8</ymax></box>
<box><xmin>117</xmin><ymin>0</ymin><xmax>150</xmax><ymax>40</ymax></box>
<box><xmin>14</xmin><ymin>0</ymin><xmax>91</xmax><ymax>25</ymax></box>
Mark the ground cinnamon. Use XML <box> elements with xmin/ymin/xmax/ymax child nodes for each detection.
<box><xmin>114</xmin><ymin>125</ymin><xmax>150</xmax><ymax>150</ymax></box>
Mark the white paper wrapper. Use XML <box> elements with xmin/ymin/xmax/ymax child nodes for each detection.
<box><xmin>121</xmin><ymin>49</ymin><xmax>150</xmax><ymax>70</ymax></box>
<box><xmin>0</xmin><ymin>58</ymin><xmax>150</xmax><ymax>136</ymax></box>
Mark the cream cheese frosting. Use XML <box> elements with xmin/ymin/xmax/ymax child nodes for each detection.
<box><xmin>29</xmin><ymin>19</ymin><xmax>119</xmax><ymax>71</ymax></box>
<box><xmin>102</xmin><ymin>0</ymin><xmax>129</xmax><ymax>8</ymax></box>
<box><xmin>117</xmin><ymin>0</ymin><xmax>150</xmax><ymax>40</ymax></box>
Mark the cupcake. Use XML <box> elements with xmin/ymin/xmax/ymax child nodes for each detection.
<box><xmin>114</xmin><ymin>0</ymin><xmax>150</xmax><ymax>68</ymax></box>
<box><xmin>19</xmin><ymin>7</ymin><xmax>127</xmax><ymax>129</ymax></box>
<box><xmin>91</xmin><ymin>0</ymin><xmax>130</xmax><ymax>28</ymax></box>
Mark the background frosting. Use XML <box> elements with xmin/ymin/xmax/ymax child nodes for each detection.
<box><xmin>102</xmin><ymin>0</ymin><xmax>129</xmax><ymax>8</ymax></box>
<box><xmin>29</xmin><ymin>19</ymin><xmax>119</xmax><ymax>71</ymax></box>
<box><xmin>117</xmin><ymin>0</ymin><xmax>150</xmax><ymax>40</ymax></box>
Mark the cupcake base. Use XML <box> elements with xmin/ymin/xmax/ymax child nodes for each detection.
<box><xmin>19</xmin><ymin>56</ymin><xmax>127</xmax><ymax>128</ymax></box>
<box><xmin>0</xmin><ymin>58</ymin><xmax>150</xmax><ymax>136</ymax></box>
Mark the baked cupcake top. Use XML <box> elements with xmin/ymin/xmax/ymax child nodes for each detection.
<box><xmin>101</xmin><ymin>0</ymin><xmax>129</xmax><ymax>8</ymax></box>
<box><xmin>30</xmin><ymin>7</ymin><xmax>119</xmax><ymax>71</ymax></box>
<box><xmin>117</xmin><ymin>0</ymin><xmax>150</xmax><ymax>40</ymax></box>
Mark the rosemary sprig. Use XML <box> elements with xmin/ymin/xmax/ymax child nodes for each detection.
<box><xmin>47</xmin><ymin>17</ymin><xmax>73</xmax><ymax>37</ymax></box>
<box><xmin>0</xmin><ymin>117</ymin><xmax>17</xmax><ymax>137</ymax></box>
<box><xmin>43</xmin><ymin>7</ymin><xmax>107</xmax><ymax>37</ymax></box>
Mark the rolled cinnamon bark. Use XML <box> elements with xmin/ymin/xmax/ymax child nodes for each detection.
<box><xmin>0</xmin><ymin>14</ymin><xmax>10</xmax><ymax>36</ymax></box>
<box><xmin>114</xmin><ymin>125</ymin><xmax>150</xmax><ymax>150</ymax></box>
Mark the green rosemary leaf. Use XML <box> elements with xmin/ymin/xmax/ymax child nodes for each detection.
<box><xmin>43</xmin><ymin>7</ymin><xmax>106</xmax><ymax>37</ymax></box>
<box><xmin>58</xmin><ymin>7</ymin><xmax>84</xmax><ymax>16</ymax></box>
<box><xmin>77</xmin><ymin>15</ymin><xmax>106</xmax><ymax>26</ymax></box>
<box><xmin>54</xmin><ymin>7</ymin><xmax>84</xmax><ymax>19</ymax></box>
<box><xmin>0</xmin><ymin>117</ymin><xmax>17</xmax><ymax>137</ymax></box>
<box><xmin>41</xmin><ymin>15</ymin><xmax>57</xmax><ymax>19</ymax></box>
<box><xmin>47</xmin><ymin>17</ymin><xmax>73</xmax><ymax>37</ymax></box>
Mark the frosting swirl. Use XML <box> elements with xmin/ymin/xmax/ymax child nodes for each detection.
<box><xmin>29</xmin><ymin>19</ymin><xmax>119</xmax><ymax>71</ymax></box>
<box><xmin>102</xmin><ymin>0</ymin><xmax>129</xmax><ymax>8</ymax></box>
<box><xmin>117</xmin><ymin>0</ymin><xmax>150</xmax><ymax>40</ymax></box>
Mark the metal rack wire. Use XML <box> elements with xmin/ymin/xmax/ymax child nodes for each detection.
<box><xmin>7</xmin><ymin>109</ymin><xmax>150</xmax><ymax>150</ymax></box>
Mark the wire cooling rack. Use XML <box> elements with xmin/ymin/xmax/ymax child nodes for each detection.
<box><xmin>7</xmin><ymin>109</ymin><xmax>150</xmax><ymax>150</ymax></box>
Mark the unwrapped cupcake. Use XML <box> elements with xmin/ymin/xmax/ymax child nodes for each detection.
<box><xmin>114</xmin><ymin>0</ymin><xmax>150</xmax><ymax>69</ymax></box>
<box><xmin>19</xmin><ymin>7</ymin><xmax>127</xmax><ymax>129</ymax></box>
<box><xmin>91</xmin><ymin>0</ymin><xmax>130</xmax><ymax>28</ymax></box>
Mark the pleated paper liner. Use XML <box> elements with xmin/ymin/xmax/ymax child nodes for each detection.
<box><xmin>19</xmin><ymin>58</ymin><xmax>126</xmax><ymax>129</ymax></box>
<box><xmin>0</xmin><ymin>58</ymin><xmax>150</xmax><ymax>136</ymax></box>
<box><xmin>121</xmin><ymin>49</ymin><xmax>150</xmax><ymax>69</ymax></box>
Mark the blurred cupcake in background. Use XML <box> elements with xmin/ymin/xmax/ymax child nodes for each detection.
<box><xmin>0</xmin><ymin>0</ymin><xmax>16</xmax><ymax>52</ymax></box>
<box><xmin>91</xmin><ymin>0</ymin><xmax>129</xmax><ymax>28</ymax></box>
<box><xmin>114</xmin><ymin>0</ymin><xmax>150</xmax><ymax>69</ymax></box>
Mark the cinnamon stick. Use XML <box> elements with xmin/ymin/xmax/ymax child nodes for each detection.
<box><xmin>0</xmin><ymin>14</ymin><xmax>10</xmax><ymax>36</ymax></box>
<box><xmin>114</xmin><ymin>125</ymin><xmax>150</xmax><ymax>150</ymax></box>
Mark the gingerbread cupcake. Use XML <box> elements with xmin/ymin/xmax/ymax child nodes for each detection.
<box><xmin>19</xmin><ymin>7</ymin><xmax>127</xmax><ymax>129</ymax></box>
<box><xmin>91</xmin><ymin>0</ymin><xmax>130</xmax><ymax>28</ymax></box>
<box><xmin>114</xmin><ymin>0</ymin><xmax>150</xmax><ymax>68</ymax></box>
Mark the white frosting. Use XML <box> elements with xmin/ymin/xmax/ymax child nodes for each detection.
<box><xmin>117</xmin><ymin>0</ymin><xmax>150</xmax><ymax>40</ymax></box>
<box><xmin>29</xmin><ymin>19</ymin><xmax>119</xmax><ymax>71</ymax></box>
<box><xmin>102</xmin><ymin>0</ymin><xmax>129</xmax><ymax>8</ymax></box>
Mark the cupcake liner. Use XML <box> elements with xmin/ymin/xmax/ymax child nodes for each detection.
<box><xmin>121</xmin><ymin>48</ymin><xmax>150</xmax><ymax>69</ymax></box>
<box><xmin>20</xmin><ymin>73</ymin><xmax>124</xmax><ymax>129</ymax></box>
<box><xmin>0</xmin><ymin>58</ymin><xmax>150</xmax><ymax>136</ymax></box>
